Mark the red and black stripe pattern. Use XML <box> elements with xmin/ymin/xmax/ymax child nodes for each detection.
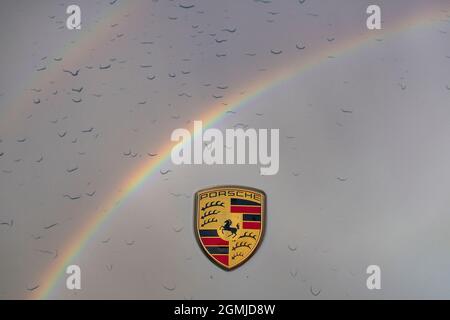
<box><xmin>231</xmin><ymin>198</ymin><xmax>262</xmax><ymax>230</ymax></box>
<box><xmin>199</xmin><ymin>229</ymin><xmax>229</xmax><ymax>266</ymax></box>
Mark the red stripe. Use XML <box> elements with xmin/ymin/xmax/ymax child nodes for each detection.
<box><xmin>230</xmin><ymin>205</ymin><xmax>261</xmax><ymax>213</ymax></box>
<box><xmin>213</xmin><ymin>254</ymin><xmax>229</xmax><ymax>266</ymax></box>
<box><xmin>201</xmin><ymin>237</ymin><xmax>229</xmax><ymax>246</ymax></box>
<box><xmin>243</xmin><ymin>221</ymin><xmax>261</xmax><ymax>229</ymax></box>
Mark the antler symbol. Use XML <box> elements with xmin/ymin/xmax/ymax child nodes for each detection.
<box><xmin>201</xmin><ymin>201</ymin><xmax>224</xmax><ymax>211</ymax></box>
<box><xmin>201</xmin><ymin>210</ymin><xmax>220</xmax><ymax>220</ymax></box>
<box><xmin>231</xmin><ymin>252</ymin><xmax>244</xmax><ymax>260</ymax></box>
<box><xmin>238</xmin><ymin>232</ymin><xmax>257</xmax><ymax>240</ymax></box>
<box><xmin>232</xmin><ymin>241</ymin><xmax>252</xmax><ymax>251</ymax></box>
<box><xmin>201</xmin><ymin>218</ymin><xmax>218</xmax><ymax>227</ymax></box>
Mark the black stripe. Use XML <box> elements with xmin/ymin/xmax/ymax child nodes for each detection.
<box><xmin>231</xmin><ymin>198</ymin><xmax>260</xmax><ymax>206</ymax></box>
<box><xmin>206</xmin><ymin>246</ymin><xmax>229</xmax><ymax>254</ymax></box>
<box><xmin>199</xmin><ymin>229</ymin><xmax>218</xmax><ymax>237</ymax></box>
<box><xmin>243</xmin><ymin>214</ymin><xmax>261</xmax><ymax>222</ymax></box>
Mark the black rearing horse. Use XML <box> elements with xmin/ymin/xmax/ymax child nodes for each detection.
<box><xmin>220</xmin><ymin>219</ymin><xmax>240</xmax><ymax>238</ymax></box>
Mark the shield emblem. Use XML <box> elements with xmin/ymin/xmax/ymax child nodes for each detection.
<box><xmin>194</xmin><ymin>186</ymin><xmax>266</xmax><ymax>270</ymax></box>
